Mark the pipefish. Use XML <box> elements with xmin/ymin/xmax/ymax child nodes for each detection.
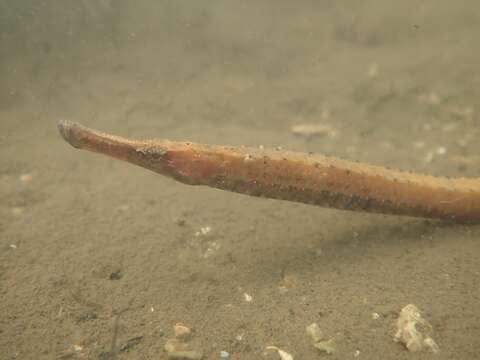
<box><xmin>58</xmin><ymin>120</ymin><xmax>480</xmax><ymax>223</ymax></box>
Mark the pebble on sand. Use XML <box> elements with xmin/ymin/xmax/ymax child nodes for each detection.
<box><xmin>165</xmin><ymin>324</ymin><xmax>203</xmax><ymax>359</ymax></box>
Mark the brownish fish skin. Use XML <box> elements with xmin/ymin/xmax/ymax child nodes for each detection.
<box><xmin>58</xmin><ymin>120</ymin><xmax>480</xmax><ymax>223</ymax></box>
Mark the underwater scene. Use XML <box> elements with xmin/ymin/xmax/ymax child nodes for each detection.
<box><xmin>1</xmin><ymin>1</ymin><xmax>480</xmax><ymax>359</ymax></box>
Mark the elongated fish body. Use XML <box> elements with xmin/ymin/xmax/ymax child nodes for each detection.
<box><xmin>58</xmin><ymin>120</ymin><xmax>480</xmax><ymax>223</ymax></box>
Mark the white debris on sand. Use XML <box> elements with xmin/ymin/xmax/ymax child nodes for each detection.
<box><xmin>265</xmin><ymin>346</ymin><xmax>294</xmax><ymax>360</ymax></box>
<box><xmin>219</xmin><ymin>350</ymin><xmax>230</xmax><ymax>358</ymax></box>
<box><xmin>243</xmin><ymin>293</ymin><xmax>253</xmax><ymax>302</ymax></box>
<box><xmin>394</xmin><ymin>304</ymin><xmax>439</xmax><ymax>353</ymax></box>
<box><xmin>305</xmin><ymin>323</ymin><xmax>323</xmax><ymax>343</ymax></box>
<box><xmin>194</xmin><ymin>226</ymin><xmax>211</xmax><ymax>237</ymax></box>
<box><xmin>313</xmin><ymin>339</ymin><xmax>336</xmax><ymax>355</ymax></box>
<box><xmin>203</xmin><ymin>241</ymin><xmax>220</xmax><ymax>258</ymax></box>
<box><xmin>190</xmin><ymin>225</ymin><xmax>221</xmax><ymax>258</ymax></box>
<box><xmin>305</xmin><ymin>323</ymin><xmax>336</xmax><ymax>355</ymax></box>
<box><xmin>436</xmin><ymin>146</ymin><xmax>447</xmax><ymax>155</ymax></box>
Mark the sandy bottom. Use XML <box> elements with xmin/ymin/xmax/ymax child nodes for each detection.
<box><xmin>1</xmin><ymin>2</ymin><xmax>480</xmax><ymax>359</ymax></box>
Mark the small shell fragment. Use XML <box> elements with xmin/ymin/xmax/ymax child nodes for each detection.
<box><xmin>394</xmin><ymin>304</ymin><xmax>439</xmax><ymax>353</ymax></box>
<box><xmin>265</xmin><ymin>346</ymin><xmax>294</xmax><ymax>360</ymax></box>
<box><xmin>219</xmin><ymin>350</ymin><xmax>230</xmax><ymax>358</ymax></box>
<box><xmin>282</xmin><ymin>274</ymin><xmax>298</xmax><ymax>289</ymax></box>
<box><xmin>165</xmin><ymin>324</ymin><xmax>203</xmax><ymax>359</ymax></box>
<box><xmin>202</xmin><ymin>240</ymin><xmax>221</xmax><ymax>259</ymax></box>
<box><xmin>243</xmin><ymin>293</ymin><xmax>253</xmax><ymax>302</ymax></box>
<box><xmin>313</xmin><ymin>339</ymin><xmax>336</xmax><ymax>354</ymax></box>
<box><xmin>194</xmin><ymin>226</ymin><xmax>211</xmax><ymax>237</ymax></box>
<box><xmin>174</xmin><ymin>323</ymin><xmax>191</xmax><ymax>340</ymax></box>
<box><xmin>201</xmin><ymin>226</ymin><xmax>211</xmax><ymax>235</ymax></box>
<box><xmin>436</xmin><ymin>146</ymin><xmax>447</xmax><ymax>155</ymax></box>
<box><xmin>306</xmin><ymin>323</ymin><xmax>323</xmax><ymax>342</ymax></box>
